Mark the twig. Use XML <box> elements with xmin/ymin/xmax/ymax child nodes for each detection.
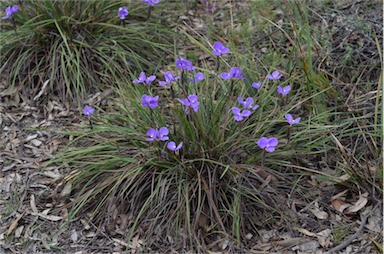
<box><xmin>324</xmin><ymin>214</ymin><xmax>368</xmax><ymax>254</ymax></box>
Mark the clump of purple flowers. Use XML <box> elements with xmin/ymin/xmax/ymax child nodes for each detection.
<box><xmin>178</xmin><ymin>94</ymin><xmax>199</xmax><ymax>113</ymax></box>
<box><xmin>2</xmin><ymin>5</ymin><xmax>18</xmax><ymax>20</ymax></box>
<box><xmin>212</xmin><ymin>42</ymin><xmax>229</xmax><ymax>56</ymax></box>
<box><xmin>142</xmin><ymin>94</ymin><xmax>159</xmax><ymax>109</ymax></box>
<box><xmin>266</xmin><ymin>70</ymin><xmax>282</xmax><ymax>80</ymax></box>
<box><xmin>277</xmin><ymin>85</ymin><xmax>291</xmax><ymax>96</ymax></box>
<box><xmin>176</xmin><ymin>57</ymin><xmax>196</xmax><ymax>71</ymax></box>
<box><xmin>232</xmin><ymin>107</ymin><xmax>251</xmax><ymax>122</ymax></box>
<box><xmin>118</xmin><ymin>6</ymin><xmax>128</xmax><ymax>20</ymax></box>
<box><xmin>159</xmin><ymin>71</ymin><xmax>179</xmax><ymax>86</ymax></box>
<box><xmin>146</xmin><ymin>127</ymin><xmax>169</xmax><ymax>141</ymax></box>
<box><xmin>133</xmin><ymin>72</ymin><xmax>156</xmax><ymax>84</ymax></box>
<box><xmin>221</xmin><ymin>67</ymin><xmax>244</xmax><ymax>80</ymax></box>
<box><xmin>257</xmin><ymin>137</ymin><xmax>278</xmax><ymax>152</ymax></box>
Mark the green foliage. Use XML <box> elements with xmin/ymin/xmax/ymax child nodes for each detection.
<box><xmin>0</xmin><ymin>0</ymin><xmax>174</xmax><ymax>102</ymax></box>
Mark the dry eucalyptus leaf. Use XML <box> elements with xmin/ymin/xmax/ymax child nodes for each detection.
<box><xmin>25</xmin><ymin>134</ymin><xmax>38</xmax><ymax>142</ymax></box>
<box><xmin>70</xmin><ymin>229</ymin><xmax>78</xmax><ymax>243</ymax></box>
<box><xmin>30</xmin><ymin>194</ymin><xmax>38</xmax><ymax>213</ymax></box>
<box><xmin>31</xmin><ymin>211</ymin><xmax>63</xmax><ymax>221</ymax></box>
<box><xmin>346</xmin><ymin>192</ymin><xmax>368</xmax><ymax>214</ymax></box>
<box><xmin>15</xmin><ymin>226</ymin><xmax>24</xmax><ymax>238</ymax></box>
<box><xmin>7</xmin><ymin>212</ymin><xmax>25</xmax><ymax>235</ymax></box>
<box><xmin>310</xmin><ymin>207</ymin><xmax>329</xmax><ymax>220</ymax></box>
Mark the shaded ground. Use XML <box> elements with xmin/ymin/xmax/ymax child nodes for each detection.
<box><xmin>0</xmin><ymin>1</ymin><xmax>382</xmax><ymax>253</ymax></box>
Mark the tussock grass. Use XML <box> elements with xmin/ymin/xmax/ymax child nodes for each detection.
<box><xmin>0</xmin><ymin>0</ymin><xmax>174</xmax><ymax>103</ymax></box>
<box><xmin>49</xmin><ymin>46</ymin><xmax>340</xmax><ymax>250</ymax></box>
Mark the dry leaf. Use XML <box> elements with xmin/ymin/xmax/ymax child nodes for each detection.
<box><xmin>30</xmin><ymin>194</ymin><xmax>38</xmax><ymax>213</ymax></box>
<box><xmin>345</xmin><ymin>192</ymin><xmax>368</xmax><ymax>214</ymax></box>
<box><xmin>295</xmin><ymin>227</ymin><xmax>318</xmax><ymax>237</ymax></box>
<box><xmin>15</xmin><ymin>226</ymin><xmax>24</xmax><ymax>238</ymax></box>
<box><xmin>71</xmin><ymin>229</ymin><xmax>78</xmax><ymax>243</ymax></box>
<box><xmin>7</xmin><ymin>212</ymin><xmax>25</xmax><ymax>235</ymax></box>
<box><xmin>331</xmin><ymin>198</ymin><xmax>348</xmax><ymax>213</ymax></box>
<box><xmin>31</xmin><ymin>211</ymin><xmax>63</xmax><ymax>221</ymax></box>
<box><xmin>310</xmin><ymin>207</ymin><xmax>329</xmax><ymax>219</ymax></box>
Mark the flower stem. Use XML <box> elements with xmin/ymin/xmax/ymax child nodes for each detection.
<box><xmin>261</xmin><ymin>150</ymin><xmax>266</xmax><ymax>166</ymax></box>
<box><xmin>287</xmin><ymin>125</ymin><xmax>291</xmax><ymax>144</ymax></box>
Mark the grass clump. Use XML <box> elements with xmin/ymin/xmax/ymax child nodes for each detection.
<box><xmin>0</xmin><ymin>0</ymin><xmax>174</xmax><ymax>103</ymax></box>
<box><xmin>49</xmin><ymin>37</ymin><xmax>338</xmax><ymax>250</ymax></box>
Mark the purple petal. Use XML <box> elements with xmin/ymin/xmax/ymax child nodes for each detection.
<box><xmin>159</xmin><ymin>80</ymin><xmax>168</xmax><ymax>86</ymax></box>
<box><xmin>191</xmin><ymin>103</ymin><xmax>199</xmax><ymax>112</ymax></box>
<box><xmin>285</xmin><ymin>114</ymin><xmax>293</xmax><ymax>123</ymax></box>
<box><xmin>272</xmin><ymin>70</ymin><xmax>282</xmax><ymax>79</ymax></box>
<box><xmin>167</xmin><ymin>141</ymin><xmax>176</xmax><ymax>150</ymax></box>
<box><xmin>175</xmin><ymin>142</ymin><xmax>183</xmax><ymax>150</ymax></box>
<box><xmin>257</xmin><ymin>137</ymin><xmax>268</xmax><ymax>149</ymax></box>
<box><xmin>252</xmin><ymin>104</ymin><xmax>259</xmax><ymax>110</ymax></box>
<box><xmin>188</xmin><ymin>94</ymin><xmax>198</xmax><ymax>103</ymax></box>
<box><xmin>195</xmin><ymin>72</ymin><xmax>204</xmax><ymax>82</ymax></box>
<box><xmin>159</xmin><ymin>127</ymin><xmax>169</xmax><ymax>136</ymax></box>
<box><xmin>220</xmin><ymin>72</ymin><xmax>231</xmax><ymax>80</ymax></box>
<box><xmin>244</xmin><ymin>98</ymin><xmax>254</xmax><ymax>108</ymax></box>
<box><xmin>146</xmin><ymin>128</ymin><xmax>158</xmax><ymax>141</ymax></box>
<box><xmin>277</xmin><ymin>86</ymin><xmax>283</xmax><ymax>94</ymax></box>
<box><xmin>234</xmin><ymin>115</ymin><xmax>243</xmax><ymax>121</ymax></box>
<box><xmin>283</xmin><ymin>85</ymin><xmax>291</xmax><ymax>94</ymax></box>
<box><xmin>267</xmin><ymin>138</ymin><xmax>278</xmax><ymax>147</ymax></box>
<box><xmin>265</xmin><ymin>147</ymin><xmax>276</xmax><ymax>152</ymax></box>
<box><xmin>11</xmin><ymin>5</ymin><xmax>18</xmax><ymax>13</ymax></box>
<box><xmin>241</xmin><ymin>110</ymin><xmax>251</xmax><ymax>117</ymax></box>
<box><xmin>146</xmin><ymin>75</ymin><xmax>156</xmax><ymax>83</ymax></box>
<box><xmin>232</xmin><ymin>107</ymin><xmax>240</xmax><ymax>115</ymax></box>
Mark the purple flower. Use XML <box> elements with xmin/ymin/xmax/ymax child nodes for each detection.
<box><xmin>266</xmin><ymin>70</ymin><xmax>282</xmax><ymax>80</ymax></box>
<box><xmin>158</xmin><ymin>127</ymin><xmax>169</xmax><ymax>141</ymax></box>
<box><xmin>83</xmin><ymin>105</ymin><xmax>95</xmax><ymax>117</ymax></box>
<box><xmin>220</xmin><ymin>67</ymin><xmax>244</xmax><ymax>80</ymax></box>
<box><xmin>257</xmin><ymin>137</ymin><xmax>278</xmax><ymax>152</ymax></box>
<box><xmin>146</xmin><ymin>128</ymin><xmax>158</xmax><ymax>141</ymax></box>
<box><xmin>159</xmin><ymin>71</ymin><xmax>179</xmax><ymax>86</ymax></box>
<box><xmin>176</xmin><ymin>57</ymin><xmax>196</xmax><ymax>71</ymax></box>
<box><xmin>285</xmin><ymin>114</ymin><xmax>301</xmax><ymax>126</ymax></box>
<box><xmin>232</xmin><ymin>107</ymin><xmax>251</xmax><ymax>121</ymax></box>
<box><xmin>178</xmin><ymin>94</ymin><xmax>199</xmax><ymax>113</ymax></box>
<box><xmin>2</xmin><ymin>5</ymin><xmax>18</xmax><ymax>20</ymax></box>
<box><xmin>141</xmin><ymin>94</ymin><xmax>159</xmax><ymax>109</ymax></box>
<box><xmin>237</xmin><ymin>97</ymin><xmax>259</xmax><ymax>110</ymax></box>
<box><xmin>142</xmin><ymin>0</ymin><xmax>160</xmax><ymax>5</ymax></box>
<box><xmin>252</xmin><ymin>81</ymin><xmax>262</xmax><ymax>89</ymax></box>
<box><xmin>190</xmin><ymin>72</ymin><xmax>204</xmax><ymax>84</ymax></box>
<box><xmin>118</xmin><ymin>6</ymin><xmax>128</xmax><ymax>20</ymax></box>
<box><xmin>212</xmin><ymin>42</ymin><xmax>229</xmax><ymax>56</ymax></box>
<box><xmin>133</xmin><ymin>72</ymin><xmax>156</xmax><ymax>84</ymax></box>
<box><xmin>277</xmin><ymin>85</ymin><xmax>291</xmax><ymax>96</ymax></box>
<box><xmin>167</xmin><ymin>141</ymin><xmax>183</xmax><ymax>151</ymax></box>
<box><xmin>146</xmin><ymin>127</ymin><xmax>169</xmax><ymax>141</ymax></box>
